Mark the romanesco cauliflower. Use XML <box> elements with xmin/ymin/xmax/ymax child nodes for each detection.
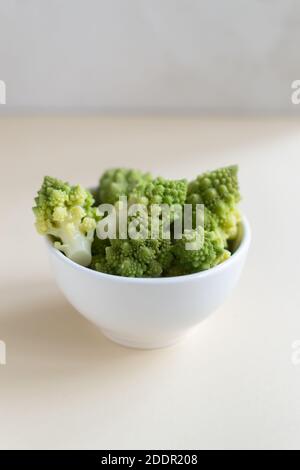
<box><xmin>33</xmin><ymin>176</ymin><xmax>98</xmax><ymax>266</ymax></box>
<box><xmin>93</xmin><ymin>237</ymin><xmax>173</xmax><ymax>278</ymax></box>
<box><xmin>99</xmin><ymin>168</ymin><xmax>152</xmax><ymax>205</ymax></box>
<box><xmin>33</xmin><ymin>165</ymin><xmax>242</xmax><ymax>277</ymax></box>
<box><xmin>187</xmin><ymin>165</ymin><xmax>241</xmax><ymax>240</ymax></box>
<box><xmin>171</xmin><ymin>227</ymin><xmax>231</xmax><ymax>274</ymax></box>
<box><xmin>129</xmin><ymin>176</ymin><xmax>188</xmax><ymax>207</ymax></box>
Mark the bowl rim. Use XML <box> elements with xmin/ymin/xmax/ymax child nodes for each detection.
<box><xmin>46</xmin><ymin>216</ymin><xmax>251</xmax><ymax>284</ymax></box>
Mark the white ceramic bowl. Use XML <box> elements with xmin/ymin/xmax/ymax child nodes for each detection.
<box><xmin>46</xmin><ymin>217</ymin><xmax>251</xmax><ymax>349</ymax></box>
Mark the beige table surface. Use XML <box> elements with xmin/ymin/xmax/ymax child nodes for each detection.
<box><xmin>0</xmin><ymin>116</ymin><xmax>300</xmax><ymax>450</ymax></box>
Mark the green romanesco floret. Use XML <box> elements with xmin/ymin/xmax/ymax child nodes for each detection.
<box><xmin>187</xmin><ymin>165</ymin><xmax>241</xmax><ymax>240</ymax></box>
<box><xmin>170</xmin><ymin>227</ymin><xmax>231</xmax><ymax>275</ymax></box>
<box><xmin>98</xmin><ymin>168</ymin><xmax>152</xmax><ymax>205</ymax></box>
<box><xmin>93</xmin><ymin>237</ymin><xmax>173</xmax><ymax>278</ymax></box>
<box><xmin>92</xmin><ymin>209</ymin><xmax>175</xmax><ymax>277</ymax></box>
<box><xmin>90</xmin><ymin>253</ymin><xmax>110</xmax><ymax>273</ymax></box>
<box><xmin>90</xmin><ymin>235</ymin><xmax>111</xmax><ymax>272</ymax></box>
<box><xmin>33</xmin><ymin>176</ymin><xmax>98</xmax><ymax>267</ymax></box>
<box><xmin>128</xmin><ymin>177</ymin><xmax>188</xmax><ymax>229</ymax></box>
<box><xmin>129</xmin><ymin>176</ymin><xmax>188</xmax><ymax>208</ymax></box>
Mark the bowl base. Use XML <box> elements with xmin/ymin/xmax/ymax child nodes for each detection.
<box><xmin>101</xmin><ymin>327</ymin><xmax>198</xmax><ymax>350</ymax></box>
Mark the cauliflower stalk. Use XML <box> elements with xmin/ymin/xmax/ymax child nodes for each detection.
<box><xmin>33</xmin><ymin>176</ymin><xmax>98</xmax><ymax>267</ymax></box>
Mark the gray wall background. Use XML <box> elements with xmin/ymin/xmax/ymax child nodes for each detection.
<box><xmin>0</xmin><ymin>0</ymin><xmax>299</xmax><ymax>113</ymax></box>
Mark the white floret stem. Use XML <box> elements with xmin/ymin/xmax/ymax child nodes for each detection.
<box><xmin>51</xmin><ymin>226</ymin><xmax>94</xmax><ymax>267</ymax></box>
